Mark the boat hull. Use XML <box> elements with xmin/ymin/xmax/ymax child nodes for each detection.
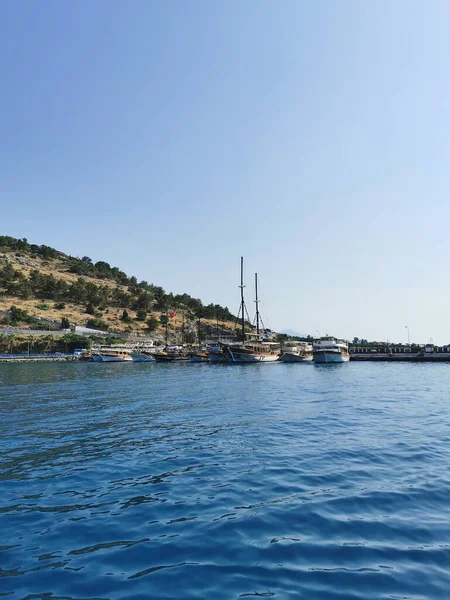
<box><xmin>189</xmin><ymin>354</ymin><xmax>209</xmax><ymax>362</ymax></box>
<box><xmin>314</xmin><ymin>351</ymin><xmax>349</xmax><ymax>364</ymax></box>
<box><xmin>282</xmin><ymin>353</ymin><xmax>313</xmax><ymax>363</ymax></box>
<box><xmin>228</xmin><ymin>349</ymin><xmax>280</xmax><ymax>363</ymax></box>
<box><xmin>130</xmin><ymin>353</ymin><xmax>154</xmax><ymax>362</ymax></box>
<box><xmin>207</xmin><ymin>351</ymin><xmax>231</xmax><ymax>363</ymax></box>
<box><xmin>153</xmin><ymin>353</ymin><xmax>190</xmax><ymax>362</ymax></box>
<box><xmin>97</xmin><ymin>355</ymin><xmax>132</xmax><ymax>362</ymax></box>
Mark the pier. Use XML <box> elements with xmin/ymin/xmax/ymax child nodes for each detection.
<box><xmin>0</xmin><ymin>353</ymin><xmax>76</xmax><ymax>363</ymax></box>
<box><xmin>350</xmin><ymin>344</ymin><xmax>450</xmax><ymax>362</ymax></box>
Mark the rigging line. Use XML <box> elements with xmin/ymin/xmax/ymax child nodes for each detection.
<box><xmin>252</xmin><ymin>312</ymin><xmax>266</xmax><ymax>333</ymax></box>
<box><xmin>234</xmin><ymin>303</ymin><xmax>243</xmax><ymax>330</ymax></box>
<box><xmin>259</xmin><ymin>314</ymin><xmax>266</xmax><ymax>332</ymax></box>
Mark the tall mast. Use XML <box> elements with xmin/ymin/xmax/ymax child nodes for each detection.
<box><xmin>239</xmin><ymin>256</ymin><xmax>245</xmax><ymax>343</ymax></box>
<box><xmin>181</xmin><ymin>311</ymin><xmax>185</xmax><ymax>346</ymax></box>
<box><xmin>254</xmin><ymin>272</ymin><xmax>260</xmax><ymax>336</ymax></box>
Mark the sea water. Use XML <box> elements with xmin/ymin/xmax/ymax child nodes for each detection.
<box><xmin>0</xmin><ymin>361</ymin><xmax>449</xmax><ymax>599</ymax></box>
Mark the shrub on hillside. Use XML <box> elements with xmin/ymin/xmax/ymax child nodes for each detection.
<box><xmin>86</xmin><ymin>318</ymin><xmax>109</xmax><ymax>331</ymax></box>
<box><xmin>36</xmin><ymin>303</ymin><xmax>50</xmax><ymax>311</ymax></box>
<box><xmin>10</xmin><ymin>305</ymin><xmax>31</xmax><ymax>324</ymax></box>
<box><xmin>146</xmin><ymin>316</ymin><xmax>159</xmax><ymax>332</ymax></box>
<box><xmin>85</xmin><ymin>303</ymin><xmax>96</xmax><ymax>315</ymax></box>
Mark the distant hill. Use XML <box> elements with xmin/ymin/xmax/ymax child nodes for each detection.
<box><xmin>280</xmin><ymin>328</ymin><xmax>307</xmax><ymax>338</ymax></box>
<box><xmin>0</xmin><ymin>235</ymin><xmax>241</xmax><ymax>339</ymax></box>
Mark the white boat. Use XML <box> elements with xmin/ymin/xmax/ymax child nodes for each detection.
<box><xmin>226</xmin><ymin>341</ymin><xmax>281</xmax><ymax>363</ymax></box>
<box><xmin>130</xmin><ymin>353</ymin><xmax>154</xmax><ymax>362</ymax></box>
<box><xmin>313</xmin><ymin>337</ymin><xmax>349</xmax><ymax>363</ymax></box>
<box><xmin>282</xmin><ymin>341</ymin><xmax>313</xmax><ymax>362</ymax></box>
<box><xmin>91</xmin><ymin>350</ymin><xmax>133</xmax><ymax>362</ymax></box>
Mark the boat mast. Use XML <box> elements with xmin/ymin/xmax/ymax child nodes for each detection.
<box><xmin>254</xmin><ymin>272</ymin><xmax>260</xmax><ymax>336</ymax></box>
<box><xmin>239</xmin><ymin>257</ymin><xmax>246</xmax><ymax>343</ymax></box>
<box><xmin>181</xmin><ymin>311</ymin><xmax>185</xmax><ymax>346</ymax></box>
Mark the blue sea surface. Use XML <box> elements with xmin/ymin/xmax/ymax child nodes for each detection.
<box><xmin>0</xmin><ymin>361</ymin><xmax>449</xmax><ymax>599</ymax></box>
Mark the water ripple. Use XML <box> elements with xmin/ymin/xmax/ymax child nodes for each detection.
<box><xmin>1</xmin><ymin>361</ymin><xmax>450</xmax><ymax>599</ymax></box>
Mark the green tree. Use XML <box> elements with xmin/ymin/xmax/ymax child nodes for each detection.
<box><xmin>85</xmin><ymin>302</ymin><xmax>96</xmax><ymax>315</ymax></box>
<box><xmin>62</xmin><ymin>333</ymin><xmax>91</xmax><ymax>352</ymax></box>
<box><xmin>120</xmin><ymin>309</ymin><xmax>131</xmax><ymax>322</ymax></box>
<box><xmin>136</xmin><ymin>309</ymin><xmax>147</xmax><ymax>321</ymax></box>
<box><xmin>146</xmin><ymin>316</ymin><xmax>159</xmax><ymax>332</ymax></box>
<box><xmin>10</xmin><ymin>305</ymin><xmax>31</xmax><ymax>324</ymax></box>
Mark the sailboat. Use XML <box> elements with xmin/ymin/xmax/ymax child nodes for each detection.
<box><xmin>153</xmin><ymin>308</ymin><xmax>189</xmax><ymax>362</ymax></box>
<box><xmin>222</xmin><ymin>259</ymin><xmax>281</xmax><ymax>363</ymax></box>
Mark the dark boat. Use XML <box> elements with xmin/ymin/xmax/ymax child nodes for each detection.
<box><xmin>214</xmin><ymin>258</ymin><xmax>280</xmax><ymax>363</ymax></box>
<box><xmin>153</xmin><ymin>352</ymin><xmax>189</xmax><ymax>362</ymax></box>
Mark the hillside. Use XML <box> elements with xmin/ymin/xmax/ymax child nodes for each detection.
<box><xmin>0</xmin><ymin>236</ymin><xmax>242</xmax><ymax>340</ymax></box>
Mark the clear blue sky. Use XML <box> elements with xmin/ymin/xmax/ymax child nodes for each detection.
<box><xmin>2</xmin><ymin>0</ymin><xmax>450</xmax><ymax>343</ymax></box>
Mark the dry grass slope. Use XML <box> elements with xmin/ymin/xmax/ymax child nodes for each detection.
<box><xmin>0</xmin><ymin>250</ymin><xmax>237</xmax><ymax>337</ymax></box>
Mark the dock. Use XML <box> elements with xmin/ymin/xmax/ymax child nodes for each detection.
<box><xmin>0</xmin><ymin>354</ymin><xmax>77</xmax><ymax>363</ymax></box>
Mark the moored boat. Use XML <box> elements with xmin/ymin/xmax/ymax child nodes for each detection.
<box><xmin>281</xmin><ymin>341</ymin><xmax>313</xmax><ymax>362</ymax></box>
<box><xmin>226</xmin><ymin>341</ymin><xmax>281</xmax><ymax>363</ymax></box>
<box><xmin>206</xmin><ymin>343</ymin><xmax>232</xmax><ymax>363</ymax></box>
<box><xmin>188</xmin><ymin>351</ymin><xmax>209</xmax><ymax>362</ymax></box>
<box><xmin>130</xmin><ymin>353</ymin><xmax>155</xmax><ymax>362</ymax></box>
<box><xmin>219</xmin><ymin>259</ymin><xmax>280</xmax><ymax>364</ymax></box>
<box><xmin>91</xmin><ymin>349</ymin><xmax>133</xmax><ymax>362</ymax></box>
<box><xmin>313</xmin><ymin>336</ymin><xmax>349</xmax><ymax>363</ymax></box>
<box><xmin>153</xmin><ymin>349</ymin><xmax>190</xmax><ymax>362</ymax></box>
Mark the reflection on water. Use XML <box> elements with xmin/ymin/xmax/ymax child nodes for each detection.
<box><xmin>1</xmin><ymin>361</ymin><xmax>450</xmax><ymax>599</ymax></box>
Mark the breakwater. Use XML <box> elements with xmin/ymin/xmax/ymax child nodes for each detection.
<box><xmin>350</xmin><ymin>350</ymin><xmax>450</xmax><ymax>361</ymax></box>
<box><xmin>3</xmin><ymin>352</ymin><xmax>450</xmax><ymax>363</ymax></box>
<box><xmin>0</xmin><ymin>353</ymin><xmax>76</xmax><ymax>363</ymax></box>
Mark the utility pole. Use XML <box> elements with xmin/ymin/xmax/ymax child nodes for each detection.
<box><xmin>405</xmin><ymin>325</ymin><xmax>410</xmax><ymax>345</ymax></box>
